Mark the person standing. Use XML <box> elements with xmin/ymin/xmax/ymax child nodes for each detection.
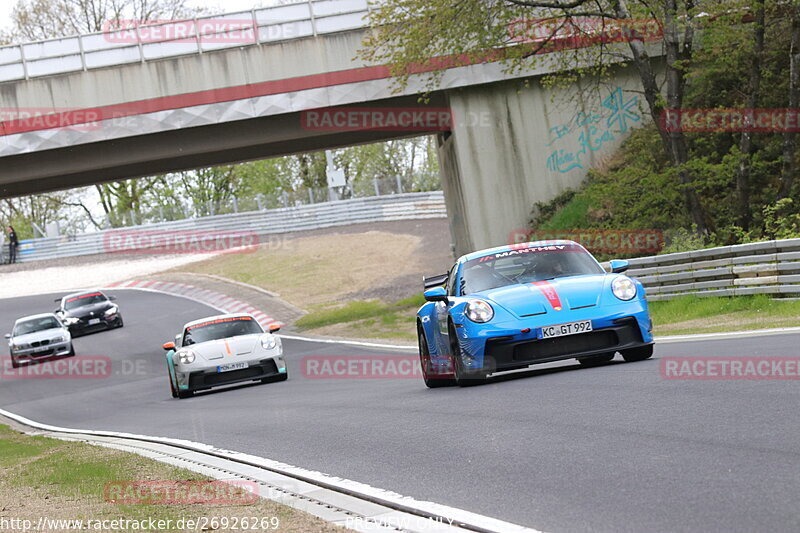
<box><xmin>7</xmin><ymin>225</ymin><xmax>18</xmax><ymax>263</ymax></box>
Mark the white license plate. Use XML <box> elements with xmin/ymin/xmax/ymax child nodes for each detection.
<box><xmin>88</xmin><ymin>318</ymin><xmax>100</xmax><ymax>325</ymax></box>
<box><xmin>217</xmin><ymin>362</ymin><xmax>248</xmax><ymax>373</ymax></box>
<box><xmin>541</xmin><ymin>320</ymin><xmax>593</xmax><ymax>339</ymax></box>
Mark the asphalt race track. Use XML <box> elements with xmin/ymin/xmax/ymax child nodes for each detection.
<box><xmin>1</xmin><ymin>290</ymin><xmax>798</xmax><ymax>533</ymax></box>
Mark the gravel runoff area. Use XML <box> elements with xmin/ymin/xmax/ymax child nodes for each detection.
<box><xmin>0</xmin><ymin>253</ymin><xmax>213</xmax><ymax>300</ymax></box>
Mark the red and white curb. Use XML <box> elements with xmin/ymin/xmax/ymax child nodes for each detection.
<box><xmin>106</xmin><ymin>279</ymin><xmax>282</xmax><ymax>330</ymax></box>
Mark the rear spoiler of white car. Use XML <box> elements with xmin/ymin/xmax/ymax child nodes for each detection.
<box><xmin>423</xmin><ymin>273</ymin><xmax>448</xmax><ymax>290</ymax></box>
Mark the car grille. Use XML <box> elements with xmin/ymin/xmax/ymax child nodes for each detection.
<box><xmin>191</xmin><ymin>360</ymin><xmax>278</xmax><ymax>388</ymax></box>
<box><xmin>30</xmin><ymin>340</ymin><xmax>51</xmax><ymax>348</ymax></box>
<box><xmin>31</xmin><ymin>349</ymin><xmax>56</xmax><ymax>357</ymax></box>
<box><xmin>512</xmin><ymin>330</ymin><xmax>618</xmax><ymax>361</ymax></box>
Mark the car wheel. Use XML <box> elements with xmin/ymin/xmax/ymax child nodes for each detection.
<box><xmin>117</xmin><ymin>316</ymin><xmax>124</xmax><ymax>328</ymax></box>
<box><xmin>11</xmin><ymin>357</ymin><xmax>19</xmax><ymax>369</ymax></box>
<box><xmin>621</xmin><ymin>345</ymin><xmax>654</xmax><ymax>362</ymax></box>
<box><xmin>67</xmin><ymin>344</ymin><xmax>75</xmax><ymax>357</ymax></box>
<box><xmin>418</xmin><ymin>327</ymin><xmax>454</xmax><ymax>388</ymax></box>
<box><xmin>177</xmin><ymin>389</ymin><xmax>193</xmax><ymax>399</ymax></box>
<box><xmin>449</xmin><ymin>323</ymin><xmax>488</xmax><ymax>387</ymax></box>
<box><xmin>578</xmin><ymin>352</ymin><xmax>615</xmax><ymax>367</ymax></box>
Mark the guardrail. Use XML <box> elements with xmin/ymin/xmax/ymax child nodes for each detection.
<box><xmin>624</xmin><ymin>239</ymin><xmax>800</xmax><ymax>301</ymax></box>
<box><xmin>0</xmin><ymin>0</ymin><xmax>371</xmax><ymax>83</ymax></box>
<box><xmin>13</xmin><ymin>191</ymin><xmax>446</xmax><ymax>263</ymax></box>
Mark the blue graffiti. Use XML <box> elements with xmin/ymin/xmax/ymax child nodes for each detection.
<box><xmin>546</xmin><ymin>87</ymin><xmax>640</xmax><ymax>173</ymax></box>
<box><xmin>546</xmin><ymin>149</ymin><xmax>583</xmax><ymax>173</ymax></box>
<box><xmin>603</xmin><ymin>87</ymin><xmax>640</xmax><ymax>134</ymax></box>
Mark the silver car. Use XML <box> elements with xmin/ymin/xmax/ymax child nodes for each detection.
<box><xmin>6</xmin><ymin>313</ymin><xmax>74</xmax><ymax>368</ymax></box>
<box><xmin>163</xmin><ymin>313</ymin><xmax>286</xmax><ymax>399</ymax></box>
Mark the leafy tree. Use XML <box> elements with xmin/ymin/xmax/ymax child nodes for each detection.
<box><xmin>358</xmin><ymin>0</ymin><xmax>769</xmax><ymax>235</ymax></box>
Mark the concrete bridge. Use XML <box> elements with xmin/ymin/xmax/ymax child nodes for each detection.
<box><xmin>0</xmin><ymin>0</ymin><xmax>647</xmax><ymax>255</ymax></box>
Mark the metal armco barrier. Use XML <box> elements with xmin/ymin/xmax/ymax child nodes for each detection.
<box><xmin>621</xmin><ymin>239</ymin><xmax>800</xmax><ymax>301</ymax></box>
<box><xmin>14</xmin><ymin>191</ymin><xmax>446</xmax><ymax>263</ymax></box>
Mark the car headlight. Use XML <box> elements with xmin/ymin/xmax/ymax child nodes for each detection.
<box><xmin>104</xmin><ymin>306</ymin><xmax>118</xmax><ymax>316</ymax></box>
<box><xmin>51</xmin><ymin>336</ymin><xmax>65</xmax><ymax>343</ymax></box>
<box><xmin>465</xmin><ymin>300</ymin><xmax>494</xmax><ymax>323</ymax></box>
<box><xmin>612</xmin><ymin>276</ymin><xmax>637</xmax><ymax>301</ymax></box>
<box><xmin>64</xmin><ymin>316</ymin><xmax>80</xmax><ymax>325</ymax></box>
<box><xmin>175</xmin><ymin>349</ymin><xmax>196</xmax><ymax>365</ymax></box>
<box><xmin>260</xmin><ymin>335</ymin><xmax>277</xmax><ymax>350</ymax></box>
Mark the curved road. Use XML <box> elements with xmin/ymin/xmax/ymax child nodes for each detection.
<box><xmin>1</xmin><ymin>290</ymin><xmax>798</xmax><ymax>533</ymax></box>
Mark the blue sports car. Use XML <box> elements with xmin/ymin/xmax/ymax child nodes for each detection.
<box><xmin>416</xmin><ymin>240</ymin><xmax>654</xmax><ymax>387</ymax></box>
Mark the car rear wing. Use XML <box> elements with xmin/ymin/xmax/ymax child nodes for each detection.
<box><xmin>423</xmin><ymin>273</ymin><xmax>448</xmax><ymax>290</ymax></box>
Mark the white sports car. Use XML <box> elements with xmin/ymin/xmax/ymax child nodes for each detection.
<box><xmin>162</xmin><ymin>313</ymin><xmax>286</xmax><ymax>399</ymax></box>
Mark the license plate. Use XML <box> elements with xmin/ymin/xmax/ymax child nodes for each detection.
<box><xmin>88</xmin><ymin>318</ymin><xmax>100</xmax><ymax>325</ymax></box>
<box><xmin>217</xmin><ymin>362</ymin><xmax>248</xmax><ymax>373</ymax></box>
<box><xmin>541</xmin><ymin>320</ymin><xmax>593</xmax><ymax>339</ymax></box>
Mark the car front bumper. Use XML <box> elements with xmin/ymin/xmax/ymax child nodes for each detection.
<box><xmin>67</xmin><ymin>314</ymin><xmax>121</xmax><ymax>335</ymax></box>
<box><xmin>12</xmin><ymin>341</ymin><xmax>72</xmax><ymax>364</ymax></box>
<box><xmin>176</xmin><ymin>356</ymin><xmax>287</xmax><ymax>392</ymax></box>
<box><xmin>432</xmin><ymin>300</ymin><xmax>653</xmax><ymax>375</ymax></box>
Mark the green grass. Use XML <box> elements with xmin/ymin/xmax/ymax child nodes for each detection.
<box><xmin>294</xmin><ymin>295</ymin><xmax>426</xmax><ymax>340</ymax></box>
<box><xmin>0</xmin><ymin>423</ymin><xmax>340</xmax><ymax>531</ymax></box>
<box><xmin>650</xmin><ymin>294</ymin><xmax>800</xmax><ymax>335</ymax></box>
<box><xmin>537</xmin><ymin>193</ymin><xmax>594</xmax><ymax>230</ymax></box>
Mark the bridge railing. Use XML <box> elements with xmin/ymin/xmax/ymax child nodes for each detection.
<box><xmin>616</xmin><ymin>239</ymin><xmax>800</xmax><ymax>301</ymax></box>
<box><xmin>0</xmin><ymin>0</ymin><xmax>371</xmax><ymax>83</ymax></box>
<box><xmin>11</xmin><ymin>190</ymin><xmax>446</xmax><ymax>263</ymax></box>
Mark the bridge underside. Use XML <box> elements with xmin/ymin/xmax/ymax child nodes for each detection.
<box><xmin>0</xmin><ymin>94</ymin><xmax>447</xmax><ymax>198</ymax></box>
<box><xmin>1</xmin><ymin>70</ymin><xmax>646</xmax><ymax>257</ymax></box>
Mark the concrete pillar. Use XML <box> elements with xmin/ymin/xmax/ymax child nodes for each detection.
<box><xmin>438</xmin><ymin>66</ymin><xmax>645</xmax><ymax>257</ymax></box>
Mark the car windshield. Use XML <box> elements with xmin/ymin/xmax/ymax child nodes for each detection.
<box><xmin>182</xmin><ymin>317</ymin><xmax>263</xmax><ymax>345</ymax></box>
<box><xmin>64</xmin><ymin>292</ymin><xmax>108</xmax><ymax>310</ymax></box>
<box><xmin>14</xmin><ymin>316</ymin><xmax>61</xmax><ymax>336</ymax></box>
<box><xmin>460</xmin><ymin>244</ymin><xmax>604</xmax><ymax>294</ymax></box>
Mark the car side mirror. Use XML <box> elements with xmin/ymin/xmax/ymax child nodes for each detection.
<box><xmin>424</xmin><ymin>287</ymin><xmax>449</xmax><ymax>302</ymax></box>
<box><xmin>4</xmin><ymin>333</ymin><xmax>10</xmax><ymax>339</ymax></box>
<box><xmin>54</xmin><ymin>298</ymin><xmax>61</xmax><ymax>303</ymax></box>
<box><xmin>268</xmin><ymin>324</ymin><xmax>281</xmax><ymax>333</ymax></box>
<box><xmin>609</xmin><ymin>259</ymin><xmax>629</xmax><ymax>273</ymax></box>
<box><xmin>162</xmin><ymin>341</ymin><xmax>175</xmax><ymax>351</ymax></box>
<box><xmin>54</xmin><ymin>308</ymin><xmax>61</xmax><ymax>314</ymax></box>
<box><xmin>108</xmin><ymin>295</ymin><xmax>117</xmax><ymax>301</ymax></box>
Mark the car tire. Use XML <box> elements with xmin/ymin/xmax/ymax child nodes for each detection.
<box><xmin>578</xmin><ymin>352</ymin><xmax>615</xmax><ymax>367</ymax></box>
<box><xmin>116</xmin><ymin>316</ymin><xmax>124</xmax><ymax>328</ymax></box>
<box><xmin>449</xmin><ymin>323</ymin><xmax>488</xmax><ymax>387</ymax></box>
<box><xmin>67</xmin><ymin>344</ymin><xmax>75</xmax><ymax>357</ymax></box>
<box><xmin>621</xmin><ymin>345</ymin><xmax>654</xmax><ymax>362</ymax></box>
<box><xmin>177</xmin><ymin>389</ymin><xmax>193</xmax><ymax>399</ymax></box>
<box><xmin>418</xmin><ymin>327</ymin><xmax>454</xmax><ymax>388</ymax></box>
<box><xmin>10</xmin><ymin>357</ymin><xmax>19</xmax><ymax>369</ymax></box>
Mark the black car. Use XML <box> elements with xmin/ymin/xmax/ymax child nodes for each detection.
<box><xmin>55</xmin><ymin>290</ymin><xmax>124</xmax><ymax>336</ymax></box>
